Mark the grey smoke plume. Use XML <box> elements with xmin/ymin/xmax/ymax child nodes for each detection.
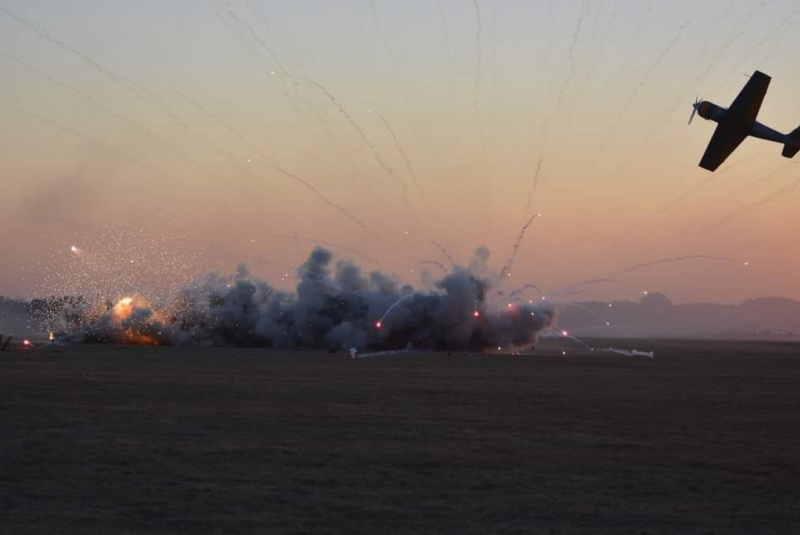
<box><xmin>59</xmin><ymin>247</ymin><xmax>556</xmax><ymax>352</ymax></box>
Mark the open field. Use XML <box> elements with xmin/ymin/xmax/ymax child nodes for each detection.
<box><xmin>2</xmin><ymin>340</ymin><xmax>800</xmax><ymax>533</ymax></box>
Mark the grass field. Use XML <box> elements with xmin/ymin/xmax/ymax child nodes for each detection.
<box><xmin>2</xmin><ymin>340</ymin><xmax>799</xmax><ymax>533</ymax></box>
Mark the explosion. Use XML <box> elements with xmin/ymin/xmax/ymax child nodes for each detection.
<box><xmin>95</xmin><ymin>295</ymin><xmax>166</xmax><ymax>345</ymax></box>
<box><xmin>41</xmin><ymin>247</ymin><xmax>557</xmax><ymax>352</ymax></box>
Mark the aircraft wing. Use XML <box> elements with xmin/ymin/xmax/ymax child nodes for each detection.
<box><xmin>727</xmin><ymin>70</ymin><xmax>770</xmax><ymax>127</ymax></box>
<box><xmin>699</xmin><ymin>123</ymin><xmax>749</xmax><ymax>171</ymax></box>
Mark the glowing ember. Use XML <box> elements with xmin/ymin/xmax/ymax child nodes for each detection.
<box><xmin>375</xmin><ymin>321</ymin><xmax>382</xmax><ymax>329</ymax></box>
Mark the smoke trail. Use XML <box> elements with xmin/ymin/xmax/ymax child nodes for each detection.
<box><xmin>0</xmin><ymin>5</ymin><xmax>250</xmax><ymax>187</ymax></box>
<box><xmin>537</xmin><ymin>0</ymin><xmax>555</xmax><ymax>90</ymax></box>
<box><xmin>0</xmin><ymin>49</ymin><xmax>227</xmax><ymax>186</ymax></box>
<box><xmin>581</xmin><ymin>0</ymin><xmax>619</xmax><ymax>83</ymax></box>
<box><xmin>638</xmin><ymin>1</ymin><xmax>768</xmax><ymax>154</ymax></box>
<box><xmin>268</xmin><ymin>164</ymin><xmax>385</xmax><ymax>243</ymax></box>
<box><xmin>558</xmin><ymin>303</ymin><xmax>610</xmax><ymax>331</ymax></box>
<box><xmin>243</xmin><ymin>0</ymin><xmax>306</xmax><ymax>73</ymax></box>
<box><xmin>522</xmin><ymin>157</ymin><xmax>544</xmax><ymax>217</ymax></box>
<box><xmin>300</xmin><ymin>77</ymin><xmax>418</xmax><ymax>220</ymax></box>
<box><xmin>600</xmin><ymin>0</ymin><xmax>661</xmax><ymax>147</ymax></box>
<box><xmin>378</xmin><ymin>293</ymin><xmax>415</xmax><ymax>324</ymax></box>
<box><xmin>472</xmin><ymin>0</ymin><xmax>483</xmax><ymax>109</ymax></box>
<box><xmin>357</xmin><ymin>347</ymin><xmax>419</xmax><ymax>359</ymax></box>
<box><xmin>758</xmin><ymin>9</ymin><xmax>800</xmax><ymax>65</ymax></box>
<box><xmin>614</xmin><ymin>255</ymin><xmax>741</xmax><ymax>278</ymax></box>
<box><xmin>529</xmin><ymin>1</ymin><xmax>556</xmax><ymax>152</ymax></box>
<box><xmin>655</xmin><ymin>158</ymin><xmax>753</xmax><ymax>216</ymax></box>
<box><xmin>0</xmin><ymin>6</ymin><xmax>161</xmax><ymax>111</ymax></box>
<box><xmin>49</xmin><ymin>247</ymin><xmax>557</xmax><ymax>352</ymax></box>
<box><xmin>218</xmin><ymin>0</ymin><xmax>290</xmax><ymax>74</ymax></box>
<box><xmin>417</xmin><ymin>260</ymin><xmax>448</xmax><ymax>274</ymax></box>
<box><xmin>595</xmin><ymin>18</ymin><xmax>690</xmax><ymax>160</ymax></box>
<box><xmin>550</xmin><ymin>278</ymin><xmax>633</xmax><ymax>298</ymax></box>
<box><xmin>540</xmin><ymin>329</ymin><xmax>593</xmax><ymax>351</ymax></box>
<box><xmin>430</xmin><ymin>240</ymin><xmax>456</xmax><ymax>268</ymax></box>
<box><xmin>694</xmin><ymin>0</ymin><xmax>737</xmax><ymax>70</ymax></box>
<box><xmin>364</xmin><ymin>0</ymin><xmax>416</xmax><ymax>119</ymax></box>
<box><xmin>553</xmin><ymin>290</ymin><xmax>602</xmax><ymax>300</ymax></box>
<box><xmin>213</xmin><ymin>0</ymin><xmax>390</xmax><ymax>202</ymax></box>
<box><xmin>606</xmin><ymin>157</ymin><xmax>759</xmax><ymax>252</ymax></box>
<box><xmin>171</xmin><ymin>90</ymin><xmax>384</xmax><ymax>244</ymax></box>
<box><xmin>434</xmin><ymin>0</ymin><xmax>455</xmax><ymax>110</ymax></box>
<box><xmin>509</xmin><ymin>283</ymin><xmax>544</xmax><ymax>299</ymax></box>
<box><xmin>367</xmin><ymin>0</ymin><xmax>402</xmax><ymax>81</ymax></box>
<box><xmin>713</xmin><ymin>5</ymin><xmax>800</xmax><ymax>95</ymax></box>
<box><xmin>668</xmin><ymin>160</ymin><xmax>796</xmax><ymax>240</ymax></box>
<box><xmin>553</xmin><ymin>0</ymin><xmax>589</xmax><ymax>115</ymax></box>
<box><xmin>602</xmin><ymin>347</ymin><xmax>654</xmax><ymax>358</ymax></box>
<box><xmin>689</xmin><ymin>167</ymin><xmax>800</xmax><ymax>236</ymax></box>
<box><xmin>210</xmin><ymin>0</ymin><xmax>304</xmax><ymax>114</ymax></box>
<box><xmin>691</xmin><ymin>0</ymin><xmax>775</xmax><ymax>88</ymax></box>
<box><xmin>375</xmin><ymin>112</ymin><xmax>423</xmax><ymax>193</ymax></box>
<box><xmin>9</xmin><ymin>105</ymin><xmax>185</xmax><ymax>190</ymax></box>
<box><xmin>498</xmin><ymin>213</ymin><xmax>541</xmax><ymax>281</ymax></box>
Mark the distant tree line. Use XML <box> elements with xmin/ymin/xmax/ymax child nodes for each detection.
<box><xmin>558</xmin><ymin>293</ymin><xmax>800</xmax><ymax>338</ymax></box>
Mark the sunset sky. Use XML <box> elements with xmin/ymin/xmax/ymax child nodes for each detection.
<box><xmin>2</xmin><ymin>0</ymin><xmax>800</xmax><ymax>304</ymax></box>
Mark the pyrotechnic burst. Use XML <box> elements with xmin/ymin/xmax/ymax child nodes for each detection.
<box><xmin>40</xmin><ymin>246</ymin><xmax>556</xmax><ymax>352</ymax></box>
<box><xmin>33</xmin><ymin>223</ymin><xmax>211</xmax><ymax>334</ymax></box>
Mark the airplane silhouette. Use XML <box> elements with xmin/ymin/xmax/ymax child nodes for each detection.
<box><xmin>690</xmin><ymin>71</ymin><xmax>800</xmax><ymax>171</ymax></box>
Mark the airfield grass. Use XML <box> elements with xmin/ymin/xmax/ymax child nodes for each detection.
<box><xmin>1</xmin><ymin>339</ymin><xmax>800</xmax><ymax>533</ymax></box>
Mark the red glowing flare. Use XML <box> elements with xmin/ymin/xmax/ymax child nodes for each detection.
<box><xmin>473</xmin><ymin>310</ymin><xmax>480</xmax><ymax>318</ymax></box>
<box><xmin>561</xmin><ymin>330</ymin><xmax>569</xmax><ymax>337</ymax></box>
<box><xmin>23</xmin><ymin>339</ymin><xmax>31</xmax><ymax>346</ymax></box>
<box><xmin>375</xmin><ymin>321</ymin><xmax>382</xmax><ymax>329</ymax></box>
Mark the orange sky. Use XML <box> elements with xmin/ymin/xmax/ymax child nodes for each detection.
<box><xmin>2</xmin><ymin>1</ymin><xmax>800</xmax><ymax>303</ymax></box>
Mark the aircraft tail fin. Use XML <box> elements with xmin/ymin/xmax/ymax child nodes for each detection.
<box><xmin>783</xmin><ymin>126</ymin><xmax>800</xmax><ymax>158</ymax></box>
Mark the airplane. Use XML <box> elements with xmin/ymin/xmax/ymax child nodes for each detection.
<box><xmin>689</xmin><ymin>70</ymin><xmax>800</xmax><ymax>171</ymax></box>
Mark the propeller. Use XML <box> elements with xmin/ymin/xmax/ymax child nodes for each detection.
<box><xmin>688</xmin><ymin>96</ymin><xmax>702</xmax><ymax>125</ymax></box>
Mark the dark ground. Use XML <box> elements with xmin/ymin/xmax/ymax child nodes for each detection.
<box><xmin>1</xmin><ymin>340</ymin><xmax>799</xmax><ymax>534</ymax></box>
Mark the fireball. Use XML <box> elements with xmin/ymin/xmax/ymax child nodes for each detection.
<box><xmin>108</xmin><ymin>295</ymin><xmax>164</xmax><ymax>345</ymax></box>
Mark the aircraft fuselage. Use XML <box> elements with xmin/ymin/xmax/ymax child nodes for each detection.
<box><xmin>698</xmin><ymin>101</ymin><xmax>786</xmax><ymax>143</ymax></box>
